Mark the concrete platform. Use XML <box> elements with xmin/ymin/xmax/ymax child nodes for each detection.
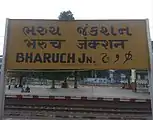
<box><xmin>4</xmin><ymin>119</ymin><xmax>40</xmax><ymax>120</ymax></box>
<box><xmin>5</xmin><ymin>85</ymin><xmax>150</xmax><ymax>100</ymax></box>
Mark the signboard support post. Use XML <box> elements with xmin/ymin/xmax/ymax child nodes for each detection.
<box><xmin>146</xmin><ymin>19</ymin><xmax>153</xmax><ymax>119</ymax></box>
<box><xmin>0</xmin><ymin>18</ymin><xmax>9</xmax><ymax>120</ymax></box>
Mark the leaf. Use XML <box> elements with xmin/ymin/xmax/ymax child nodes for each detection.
<box><xmin>58</xmin><ymin>10</ymin><xmax>75</xmax><ymax>20</ymax></box>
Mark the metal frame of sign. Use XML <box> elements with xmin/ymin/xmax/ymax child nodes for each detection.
<box><xmin>0</xmin><ymin>18</ymin><xmax>9</xmax><ymax>120</ymax></box>
<box><xmin>146</xmin><ymin>19</ymin><xmax>153</xmax><ymax>119</ymax></box>
<box><xmin>0</xmin><ymin>18</ymin><xmax>152</xmax><ymax>120</ymax></box>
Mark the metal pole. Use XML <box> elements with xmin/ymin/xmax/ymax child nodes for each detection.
<box><xmin>94</xmin><ymin>70</ymin><xmax>96</xmax><ymax>78</ymax></box>
<box><xmin>91</xmin><ymin>70</ymin><xmax>94</xmax><ymax>78</ymax></box>
<box><xmin>0</xmin><ymin>18</ymin><xmax>9</xmax><ymax>120</ymax></box>
<box><xmin>146</xmin><ymin>19</ymin><xmax>153</xmax><ymax>119</ymax></box>
<box><xmin>92</xmin><ymin>70</ymin><xmax>97</xmax><ymax>95</ymax></box>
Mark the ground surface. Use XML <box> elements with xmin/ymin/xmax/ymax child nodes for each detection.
<box><xmin>5</xmin><ymin>85</ymin><xmax>150</xmax><ymax>99</ymax></box>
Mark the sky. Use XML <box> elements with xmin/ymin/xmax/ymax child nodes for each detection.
<box><xmin>0</xmin><ymin>0</ymin><xmax>152</xmax><ymax>55</ymax></box>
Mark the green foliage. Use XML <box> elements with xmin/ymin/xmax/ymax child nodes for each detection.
<box><xmin>58</xmin><ymin>10</ymin><xmax>75</xmax><ymax>20</ymax></box>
